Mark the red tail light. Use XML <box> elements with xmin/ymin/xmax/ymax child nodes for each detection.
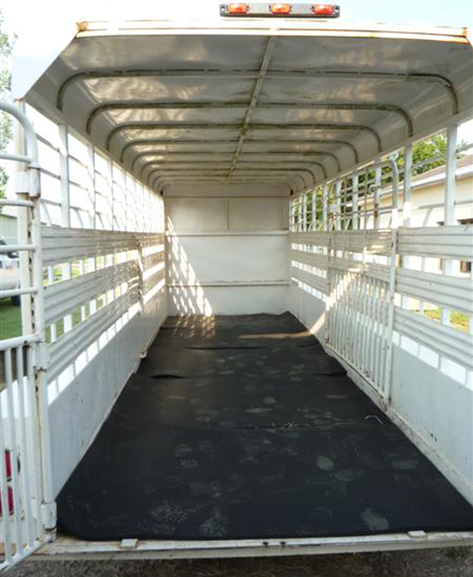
<box><xmin>228</xmin><ymin>3</ymin><xmax>249</xmax><ymax>13</ymax></box>
<box><xmin>270</xmin><ymin>3</ymin><xmax>291</xmax><ymax>14</ymax></box>
<box><xmin>4</xmin><ymin>450</ymin><xmax>12</xmax><ymax>481</ymax></box>
<box><xmin>312</xmin><ymin>3</ymin><xmax>335</xmax><ymax>15</ymax></box>
<box><xmin>0</xmin><ymin>487</ymin><xmax>14</xmax><ymax>517</ymax></box>
<box><xmin>220</xmin><ymin>2</ymin><xmax>340</xmax><ymax>18</ymax></box>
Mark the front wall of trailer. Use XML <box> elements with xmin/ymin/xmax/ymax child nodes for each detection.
<box><xmin>165</xmin><ymin>184</ymin><xmax>290</xmax><ymax>315</ymax></box>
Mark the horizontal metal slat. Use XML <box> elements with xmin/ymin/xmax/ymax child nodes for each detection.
<box><xmin>138</xmin><ymin>233</ymin><xmax>165</xmax><ymax>248</ymax></box>
<box><xmin>44</xmin><ymin>260</ymin><xmax>138</xmax><ymax>325</ymax></box>
<box><xmin>48</xmin><ymin>284</ymin><xmax>139</xmax><ymax>382</ymax></box>
<box><xmin>331</xmin><ymin>230</ymin><xmax>392</xmax><ymax>255</ymax></box>
<box><xmin>397</xmin><ymin>269</ymin><xmax>473</xmax><ymax>315</ymax></box>
<box><xmin>143</xmin><ymin>267</ymin><xmax>166</xmax><ymax>295</ymax></box>
<box><xmin>291</xmin><ymin>249</ymin><xmax>328</xmax><ymax>270</ymax></box>
<box><xmin>142</xmin><ymin>250</ymin><xmax>165</xmax><ymax>270</ymax></box>
<box><xmin>290</xmin><ymin>231</ymin><xmax>329</xmax><ymax>247</ymax></box>
<box><xmin>42</xmin><ymin>227</ymin><xmax>139</xmax><ymax>265</ymax></box>
<box><xmin>398</xmin><ymin>226</ymin><xmax>473</xmax><ymax>259</ymax></box>
<box><xmin>327</xmin><ymin>259</ymin><xmax>390</xmax><ymax>283</ymax></box>
<box><xmin>394</xmin><ymin>307</ymin><xmax>473</xmax><ymax>370</ymax></box>
<box><xmin>42</xmin><ymin>227</ymin><xmax>165</xmax><ymax>266</ymax></box>
<box><xmin>291</xmin><ymin>266</ymin><xmax>328</xmax><ymax>294</ymax></box>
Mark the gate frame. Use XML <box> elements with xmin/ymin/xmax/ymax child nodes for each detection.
<box><xmin>0</xmin><ymin>101</ymin><xmax>55</xmax><ymax>572</ymax></box>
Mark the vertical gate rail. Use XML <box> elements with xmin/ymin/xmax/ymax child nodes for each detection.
<box><xmin>0</xmin><ymin>103</ymin><xmax>54</xmax><ymax>570</ymax></box>
<box><xmin>324</xmin><ymin>228</ymin><xmax>395</xmax><ymax>398</ymax></box>
<box><xmin>290</xmin><ymin>132</ymin><xmax>473</xmax><ymax>398</ymax></box>
<box><xmin>290</xmin><ymin>158</ymin><xmax>399</xmax><ymax>399</ymax></box>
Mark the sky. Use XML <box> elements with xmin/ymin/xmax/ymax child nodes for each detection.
<box><xmin>1</xmin><ymin>0</ymin><xmax>473</xmax><ymax>38</ymax></box>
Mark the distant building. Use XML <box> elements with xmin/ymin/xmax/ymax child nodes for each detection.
<box><xmin>0</xmin><ymin>213</ymin><xmax>18</xmax><ymax>244</ymax></box>
<box><xmin>406</xmin><ymin>154</ymin><xmax>473</xmax><ymax>228</ymax></box>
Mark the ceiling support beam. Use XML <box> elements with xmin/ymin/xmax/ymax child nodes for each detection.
<box><xmin>57</xmin><ymin>68</ymin><xmax>458</xmax><ymax>114</ymax></box>
<box><xmin>229</xmin><ymin>36</ymin><xmax>276</xmax><ymax>179</ymax></box>
<box><xmin>86</xmin><ymin>100</ymin><xmax>413</xmax><ymax>137</ymax></box>
<box><xmin>148</xmin><ymin>168</ymin><xmax>315</xmax><ymax>189</ymax></box>
<box><xmin>131</xmin><ymin>150</ymin><xmax>341</xmax><ymax>174</ymax></box>
<box><xmin>108</xmin><ymin>122</ymin><xmax>381</xmax><ymax>155</ymax></box>
<box><xmin>121</xmin><ymin>138</ymin><xmax>358</xmax><ymax>164</ymax></box>
<box><xmin>143</xmin><ymin>161</ymin><xmax>326</xmax><ymax>183</ymax></box>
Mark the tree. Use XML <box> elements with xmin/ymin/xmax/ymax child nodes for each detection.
<box><xmin>401</xmin><ymin>133</ymin><xmax>448</xmax><ymax>176</ymax></box>
<box><xmin>397</xmin><ymin>133</ymin><xmax>467</xmax><ymax>177</ymax></box>
<box><xmin>0</xmin><ymin>11</ymin><xmax>13</xmax><ymax>204</ymax></box>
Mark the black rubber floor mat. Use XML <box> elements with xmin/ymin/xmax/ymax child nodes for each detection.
<box><xmin>156</xmin><ymin>313</ymin><xmax>318</xmax><ymax>349</ymax></box>
<box><xmin>161</xmin><ymin>312</ymin><xmax>303</xmax><ymax>332</ymax></box>
<box><xmin>109</xmin><ymin>374</ymin><xmax>387</xmax><ymax>429</ymax></box>
<box><xmin>58</xmin><ymin>422</ymin><xmax>473</xmax><ymax>541</ymax></box>
<box><xmin>138</xmin><ymin>347</ymin><xmax>345</xmax><ymax>378</ymax></box>
<box><xmin>57</xmin><ymin>312</ymin><xmax>473</xmax><ymax>542</ymax></box>
<box><xmin>150</xmin><ymin>332</ymin><xmax>318</xmax><ymax>350</ymax></box>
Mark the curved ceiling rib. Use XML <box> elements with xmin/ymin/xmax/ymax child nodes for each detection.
<box><xmin>143</xmin><ymin>160</ymin><xmax>327</xmax><ymax>182</ymax></box>
<box><xmin>153</xmin><ymin>176</ymin><xmax>296</xmax><ymax>192</ymax></box>
<box><xmin>131</xmin><ymin>150</ymin><xmax>341</xmax><ymax>174</ymax></box>
<box><xmin>56</xmin><ymin>68</ymin><xmax>459</xmax><ymax>114</ymax></box>
<box><xmin>86</xmin><ymin>101</ymin><xmax>414</xmax><ymax>137</ymax></box>
<box><xmin>106</xmin><ymin>122</ymin><xmax>383</xmax><ymax>154</ymax></box>
<box><xmin>152</xmin><ymin>173</ymin><xmax>306</xmax><ymax>191</ymax></box>
<box><xmin>120</xmin><ymin>138</ymin><xmax>359</xmax><ymax>164</ymax></box>
<box><xmin>148</xmin><ymin>167</ymin><xmax>317</xmax><ymax>189</ymax></box>
<box><xmin>154</xmin><ymin>177</ymin><xmax>294</xmax><ymax>191</ymax></box>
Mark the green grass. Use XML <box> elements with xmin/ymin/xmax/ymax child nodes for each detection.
<box><xmin>424</xmin><ymin>309</ymin><xmax>469</xmax><ymax>332</ymax></box>
<box><xmin>0</xmin><ymin>299</ymin><xmax>22</xmax><ymax>340</ymax></box>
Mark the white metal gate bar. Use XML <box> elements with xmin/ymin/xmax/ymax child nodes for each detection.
<box><xmin>41</xmin><ymin>228</ymin><xmax>165</xmax><ymax>385</ymax></box>
<box><xmin>290</xmin><ymin>121</ymin><xmax>473</xmax><ymax>396</ymax></box>
<box><xmin>0</xmin><ymin>103</ymin><xmax>53</xmax><ymax>571</ymax></box>
<box><xmin>324</xmin><ymin>228</ymin><xmax>395</xmax><ymax>398</ymax></box>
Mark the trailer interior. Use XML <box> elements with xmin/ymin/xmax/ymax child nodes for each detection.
<box><xmin>1</xmin><ymin>13</ymin><xmax>473</xmax><ymax>569</ymax></box>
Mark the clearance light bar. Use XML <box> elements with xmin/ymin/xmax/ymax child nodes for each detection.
<box><xmin>220</xmin><ymin>2</ymin><xmax>340</xmax><ymax>17</ymax></box>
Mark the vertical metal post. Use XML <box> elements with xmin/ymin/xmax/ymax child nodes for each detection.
<box><xmin>311</xmin><ymin>188</ymin><xmax>316</xmax><ymax>230</ymax></box>
<box><xmin>402</xmin><ymin>144</ymin><xmax>413</xmax><ymax>310</ymax></box>
<box><xmin>31</xmin><ymin>194</ymin><xmax>56</xmax><ymax>532</ymax></box>
<box><xmin>59</xmin><ymin>125</ymin><xmax>70</xmax><ymax>228</ymax></box>
<box><xmin>59</xmin><ymin>125</ymin><xmax>72</xmax><ymax>332</ymax></box>
<box><xmin>383</xmin><ymin>158</ymin><xmax>400</xmax><ymax>402</ymax></box>
<box><xmin>15</xmin><ymin>100</ymin><xmax>33</xmax><ymax>334</ymax></box>
<box><xmin>87</xmin><ymin>142</ymin><xmax>96</xmax><ymax>229</ymax></box>
<box><xmin>442</xmin><ymin>123</ymin><xmax>457</xmax><ymax>325</ymax></box>
<box><xmin>444</xmin><ymin>124</ymin><xmax>457</xmax><ymax>227</ymax></box>
<box><xmin>335</xmin><ymin>181</ymin><xmax>342</xmax><ymax>231</ymax></box>
<box><xmin>403</xmin><ymin>143</ymin><xmax>413</xmax><ymax>227</ymax></box>
<box><xmin>374</xmin><ymin>160</ymin><xmax>382</xmax><ymax>229</ymax></box>
<box><xmin>302</xmin><ymin>191</ymin><xmax>307</xmax><ymax>232</ymax></box>
<box><xmin>322</xmin><ymin>184</ymin><xmax>328</xmax><ymax>231</ymax></box>
<box><xmin>468</xmin><ymin>265</ymin><xmax>473</xmax><ymax>388</ymax></box>
<box><xmin>110</xmin><ymin>159</ymin><xmax>115</xmax><ymax>230</ymax></box>
<box><xmin>352</xmin><ymin>175</ymin><xmax>359</xmax><ymax>230</ymax></box>
<box><xmin>9</xmin><ymin>101</ymin><xmax>56</xmax><ymax>539</ymax></box>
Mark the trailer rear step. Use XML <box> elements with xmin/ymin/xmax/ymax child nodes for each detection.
<box><xmin>56</xmin><ymin>313</ymin><xmax>473</xmax><ymax>541</ymax></box>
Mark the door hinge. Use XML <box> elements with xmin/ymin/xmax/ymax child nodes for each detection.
<box><xmin>42</xmin><ymin>501</ymin><xmax>57</xmax><ymax>532</ymax></box>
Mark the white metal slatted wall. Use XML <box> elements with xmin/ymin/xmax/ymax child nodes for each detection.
<box><xmin>289</xmin><ymin>115</ymin><xmax>473</xmax><ymax>504</ymax></box>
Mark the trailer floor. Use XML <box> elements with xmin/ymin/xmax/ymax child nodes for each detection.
<box><xmin>57</xmin><ymin>313</ymin><xmax>473</xmax><ymax>541</ymax></box>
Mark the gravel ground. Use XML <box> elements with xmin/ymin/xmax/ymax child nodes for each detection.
<box><xmin>9</xmin><ymin>547</ymin><xmax>473</xmax><ymax>577</ymax></box>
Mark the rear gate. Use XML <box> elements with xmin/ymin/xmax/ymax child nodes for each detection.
<box><xmin>0</xmin><ymin>103</ymin><xmax>55</xmax><ymax>571</ymax></box>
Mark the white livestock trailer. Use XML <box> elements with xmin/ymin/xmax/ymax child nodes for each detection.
<box><xmin>0</xmin><ymin>6</ymin><xmax>472</xmax><ymax>572</ymax></box>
